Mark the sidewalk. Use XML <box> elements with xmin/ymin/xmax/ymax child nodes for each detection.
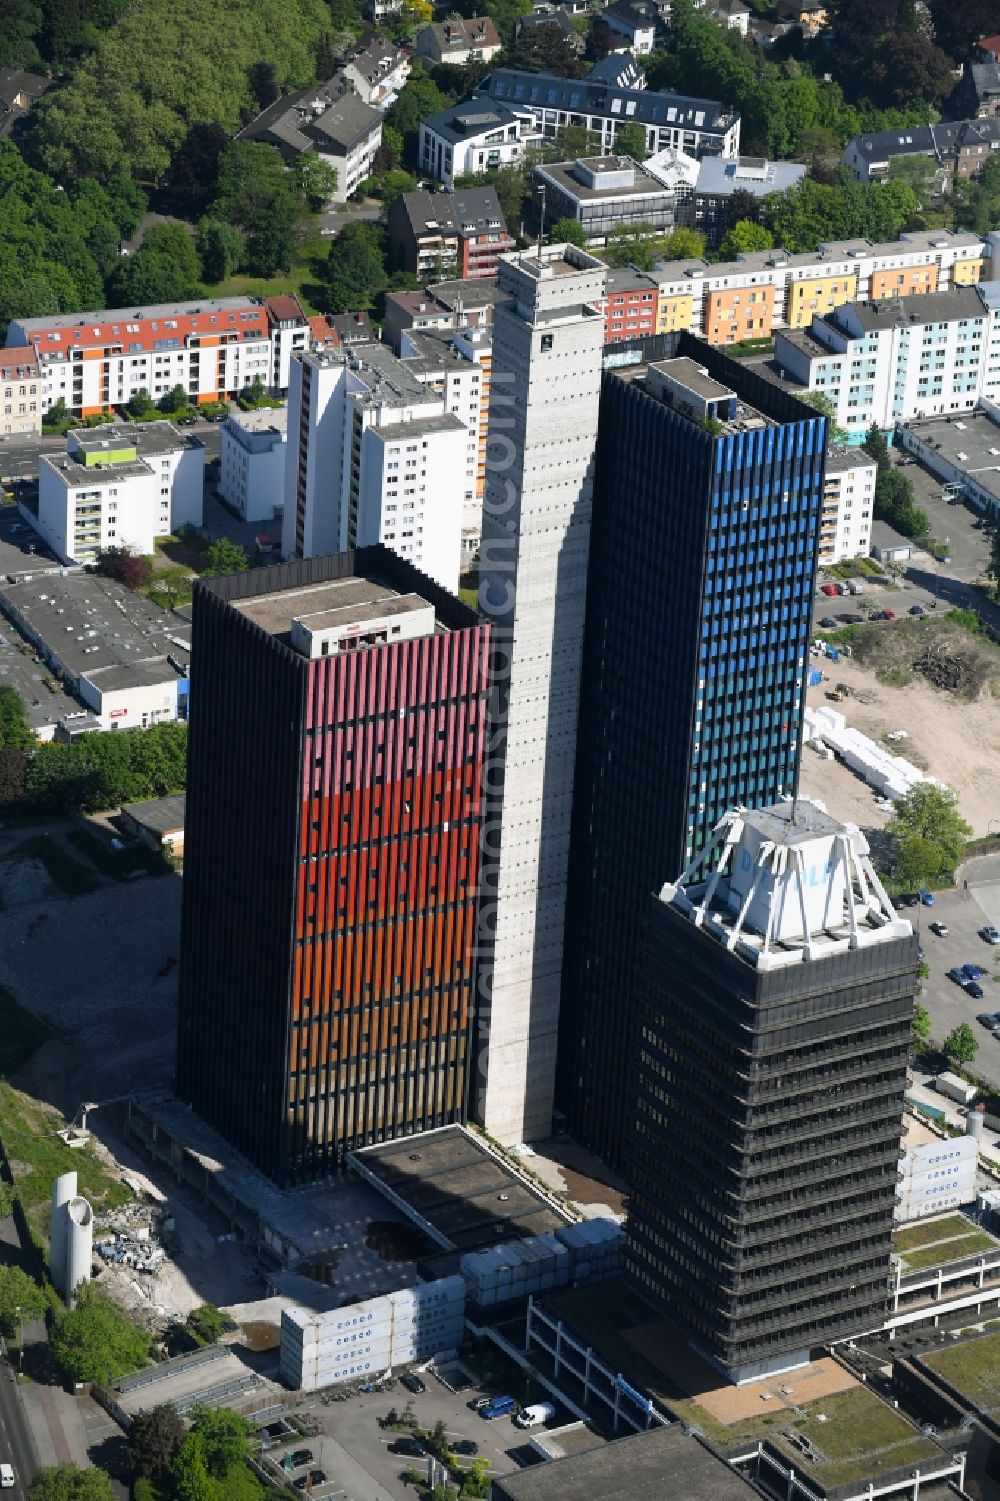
<box><xmin>16</xmin><ymin>1320</ymin><xmax>86</xmax><ymax>1469</ymax></box>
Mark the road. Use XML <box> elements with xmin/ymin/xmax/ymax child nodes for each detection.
<box><xmin>0</xmin><ymin>1216</ymin><xmax>37</xmax><ymax>1501</ymax></box>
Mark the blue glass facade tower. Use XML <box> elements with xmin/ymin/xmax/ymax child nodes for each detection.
<box><xmin>558</xmin><ymin>337</ymin><xmax>827</xmax><ymax>1165</ymax></box>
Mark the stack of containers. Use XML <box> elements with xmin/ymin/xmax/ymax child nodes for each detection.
<box><xmin>896</xmin><ymin>1137</ymin><xmax>978</xmax><ymax>1224</ymax></box>
<box><xmin>460</xmin><ymin>1222</ymin><xmax>625</xmax><ymax>1306</ymax></box>
<box><xmin>280</xmin><ymin>1276</ymin><xmax>467</xmax><ymax>1391</ymax></box>
<box><xmin>388</xmin><ymin>1276</ymin><xmax>466</xmax><ymax>1364</ymax></box>
<box><xmin>280</xmin><ymin>1297</ymin><xmax>393</xmax><ymax>1392</ymax></box>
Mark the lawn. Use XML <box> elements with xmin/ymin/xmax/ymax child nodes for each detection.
<box><xmin>2</xmin><ymin>835</ymin><xmax>100</xmax><ymax>897</ymax></box>
<box><xmin>921</xmin><ymin>1330</ymin><xmax>1000</xmax><ymax>1415</ymax></box>
<box><xmin>205</xmin><ymin>231</ymin><xmax>332</xmax><ymax>315</ymax></box>
<box><xmin>767</xmin><ymin>1386</ymin><xmax>941</xmax><ymax>1488</ymax></box>
<box><xmin>893</xmin><ymin>1213</ymin><xmax>982</xmax><ymax>1254</ymax></box>
<box><xmin>0</xmin><ymin>1080</ymin><xmax>132</xmax><ymax>1235</ymax></box>
<box><xmin>0</xmin><ymin>985</ymin><xmax>53</xmax><ymax>1076</ymax></box>
<box><xmin>897</xmin><ymin>1232</ymin><xmax>997</xmax><ymax>1273</ymax></box>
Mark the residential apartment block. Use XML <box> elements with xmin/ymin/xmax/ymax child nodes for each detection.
<box><xmin>382</xmin><ymin>282</ymin><xmax>496</xmax><ymax>353</ymax></box>
<box><xmin>37</xmin><ymin>422</ymin><xmax>202</xmax><ymax>565</ymax></box>
<box><xmin>0</xmin><ymin>345</ymin><xmax>41</xmax><ymax>438</ymax></box>
<box><xmin>774</xmin><ymin>284</ymin><xmax>1000</xmax><ymax>441</ymax></box>
<box><xmin>176</xmin><ymin>551</ymin><xmax>489</xmax><ymax>1185</ymax></box>
<box><xmin>238</xmin><ymin>85</ymin><xmax>382</xmax><ymax>204</ymax></box>
<box><xmin>688</xmin><ymin>154</ymin><xmax>807</xmax><ymax>248</ymax></box>
<box><xmin>387</xmin><ymin>188</ymin><xmax>514</xmax><ymax>280</ymax></box>
<box><xmin>282</xmin><ymin>344</ymin><xmax>475</xmax><ymax>592</ymax></box>
<box><xmin>7</xmin><ymin>296</ymin><xmax>308</xmax><ymax>418</ymax></box>
<box><xmin>398</xmin><ymin>323</ymin><xmax>492</xmax><ymax>507</ymax></box>
<box><xmin>219</xmin><ymin>407</ymin><xmax>288</xmax><ymax>524</ymax></box>
<box><xmin>819</xmin><ymin>448</ymin><xmax>876</xmax><ymax>565</ymax></box>
<box><xmin>650</xmin><ymin>230</ymin><xmax>987</xmax><ymax>347</ymax></box>
<box><xmin>418</xmin><ymin>99</ymin><xmax>540</xmax><ymax>189</ymax></box>
<box><xmin>842</xmin><ymin>118</ymin><xmax>1000</xmax><ymax>189</ymax></box>
<box><xmin>477</xmin><ymin>67</ymin><xmax>741</xmax><ymax>159</ymax></box>
<box><xmin>341</xmin><ymin>38</ymin><xmax>409</xmax><ymax>108</ymax></box>
<box><xmin>601</xmin><ymin>268</ymin><xmax>660</xmax><ymax>343</ymax></box>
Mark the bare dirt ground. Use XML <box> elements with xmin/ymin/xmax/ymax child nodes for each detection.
<box><xmin>801</xmin><ymin>658</ymin><xmax>1000</xmax><ymax>837</ymax></box>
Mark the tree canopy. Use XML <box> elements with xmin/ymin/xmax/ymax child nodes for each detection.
<box><xmin>0</xmin><ymin>685</ymin><xmax>36</xmax><ymax>751</ymax></box>
<box><xmin>27</xmin><ymin>0</ymin><xmax>333</xmax><ymax>184</ymax></box>
<box><xmin>886</xmin><ymin>784</ymin><xmax>972</xmax><ymax>879</ymax></box>
<box><xmin>126</xmin><ymin>1405</ymin><xmax>186</xmax><ymax>1480</ymax></box>
<box><xmin>0</xmin><ymin>1264</ymin><xmax>48</xmax><ymax>1337</ymax></box>
<box><xmin>943</xmin><ymin>1022</ymin><xmax>978</xmax><ymax>1068</ymax></box>
<box><xmin>28</xmin><ymin>1465</ymin><xmax>115</xmax><ymax>1501</ymax></box>
<box><xmin>27</xmin><ymin>720</ymin><xmax>188</xmax><ymax>812</ymax></box>
<box><xmin>49</xmin><ymin>1286</ymin><xmax>151</xmax><ymax>1384</ymax></box>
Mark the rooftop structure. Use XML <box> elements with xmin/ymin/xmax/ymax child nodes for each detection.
<box><xmin>897</xmin><ymin>404</ymin><xmax>1000</xmax><ymax>520</ymax></box>
<box><xmin>237</xmin><ymin>83</ymin><xmax>381</xmax><ymax>203</ymax></box>
<box><xmin>491</xmin><ymin>1426</ymin><xmax>759</xmax><ymax>1501</ymax></box>
<box><xmin>534</xmin><ymin>155</ymin><xmax>677</xmax><ymax>243</ymax></box>
<box><xmin>691</xmin><ymin>154</ymin><xmax>807</xmax><ymax>246</ymax></box>
<box><xmin>418</xmin><ymin>99</ymin><xmax>540</xmax><ymax>189</ymax></box>
<box><xmin>414</xmin><ymin>15</ymin><xmax>502</xmax><ymax>64</ymax></box>
<box><xmin>844</xmin><ymin>118</ymin><xmax>1000</xmax><ymax>184</ymax></box>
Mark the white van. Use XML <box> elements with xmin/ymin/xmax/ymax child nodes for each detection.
<box><xmin>0</xmin><ymin>1462</ymin><xmax>15</xmax><ymax>1489</ymax></box>
<box><xmin>514</xmin><ymin>1402</ymin><xmax>556</xmax><ymax>1429</ymax></box>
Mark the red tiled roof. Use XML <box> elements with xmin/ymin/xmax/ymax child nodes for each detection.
<box><xmin>266</xmin><ymin>294</ymin><xmax>306</xmax><ymax>322</ymax></box>
<box><xmin>24</xmin><ymin>307</ymin><xmax>270</xmax><ymax>358</ymax></box>
<box><xmin>0</xmin><ymin>345</ymin><xmax>40</xmax><ymax>374</ymax></box>
<box><xmin>308</xmin><ymin>315</ymin><xmax>336</xmax><ymax>345</ymax></box>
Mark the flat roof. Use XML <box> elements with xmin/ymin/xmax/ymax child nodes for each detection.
<box><xmin>918</xmin><ymin>1329</ymin><xmax>1000</xmax><ymax>1422</ymax></box>
<box><xmin>492</xmin><ymin>1426</ymin><xmax>758</xmax><ymax>1501</ymax></box>
<box><xmin>371</xmin><ymin>412</ymin><xmax>466</xmax><ymax>442</ymax></box>
<box><xmin>536</xmin><ymin>156</ymin><xmax>673</xmax><ymax>202</ymax></box>
<box><xmin>892</xmin><ymin>1212</ymin><xmax>1000</xmax><ymax>1275</ymax></box>
<box><xmin>651</xmin><ymin>356</ymin><xmax>732</xmax><ymax>401</ymax></box>
<box><xmin>824</xmin><ymin>445</ymin><xmax>876</xmax><ymax>475</ymax></box>
<box><xmin>352</xmin><ymin>1125</ymin><xmax>569</xmax><ymax>1251</ymax></box>
<box><xmin>69</xmin><ymin>421</ymin><xmax>195</xmax><ymax>459</ymax></box>
<box><xmin>903</xmin><ymin>409</ymin><xmax>1000</xmax><ymax>497</ymax></box>
<box><xmin>0</xmin><ymin>572</ymin><xmax>188</xmax><ymax>682</ymax></box>
<box><xmin>231</xmin><ymin>577</ymin><xmax>441</xmax><ymax>644</ymax></box>
<box><xmin>41</xmin><ymin>453</ymin><xmax>152</xmax><ymax>488</ymax></box>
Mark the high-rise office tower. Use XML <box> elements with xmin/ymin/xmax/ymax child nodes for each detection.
<box><xmin>281</xmin><ymin>344</ymin><xmax>475</xmax><ymax>592</ymax></box>
<box><xmin>176</xmin><ymin>549</ymin><xmax>489</xmax><ymax>1185</ymax></box>
<box><xmin>559</xmin><ymin>343</ymin><xmax>827</xmax><ymax>1164</ymax></box>
<box><xmin>475</xmin><ymin>244</ymin><xmax>607</xmax><ymax>1146</ymax></box>
<box><xmin>625</xmin><ymin>800</ymin><xmax>915</xmax><ymax>1384</ymax></box>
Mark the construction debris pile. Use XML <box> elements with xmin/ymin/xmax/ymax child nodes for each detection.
<box><xmin>94</xmin><ymin>1198</ymin><xmax>175</xmax><ymax>1279</ymax></box>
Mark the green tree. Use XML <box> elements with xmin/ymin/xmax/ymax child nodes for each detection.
<box><xmin>612</xmin><ymin>121</ymin><xmax>647</xmax><ymax>161</ymax></box>
<box><xmin>719</xmin><ymin>219</ymin><xmax>774</xmax><ymax>258</ymax></box>
<box><xmin>188</xmin><ymin>1406</ymin><xmax>251</xmax><ymax>1478</ymax></box>
<box><xmin>605</xmin><ymin>222</ymin><xmax>662</xmax><ymax>271</ymax></box>
<box><xmin>886</xmin><ymin>784</ymin><xmax>972</xmax><ymax>878</ymax></box>
<box><xmin>159</xmin><ymin>384</ymin><xmax>189</xmax><ymax>414</ymax></box>
<box><xmin>0</xmin><ymin>749</ymin><xmax>30</xmax><ymax>807</ymax></box>
<box><xmin>987</xmin><ymin>526</ymin><xmax>1000</xmax><ymax>599</ymax></box>
<box><xmin>386</xmin><ymin>67</ymin><xmax>449</xmax><ymax>166</ymax></box>
<box><xmin>292</xmin><ymin>153</ymin><xmax>339</xmax><ymax>210</ymax></box>
<box><xmin>894</xmin><ymin>834</ymin><xmax>946</xmax><ymax>893</ymax></box>
<box><xmin>659</xmin><ymin>226</ymin><xmax>706</xmax><ymax>260</ymax></box>
<box><xmin>461</xmin><ymin>1457</ymin><xmax>491</xmax><ymax>1498</ymax></box>
<box><xmin>50</xmin><ymin>1286</ymin><xmax>150</xmax><ymax>1384</ymax></box>
<box><xmin>26</xmin><ymin>721</ymin><xmax>188</xmax><ymax>812</ymax></box>
<box><xmin>0</xmin><ymin>686</ymin><xmax>35</xmax><ymax>751</ymax></box>
<box><xmin>27</xmin><ymin>1465</ymin><xmax>115</xmax><ymax>1501</ymax></box>
<box><xmin>548</xmin><ymin>215</ymin><xmax>586</xmax><ymax>247</ymax></box>
<box><xmin>171</xmin><ymin>1437</ymin><xmax>214</xmax><ymax>1501</ymax></box>
<box><xmin>943</xmin><ymin>1022</ymin><xmax>978</xmax><ymax>1068</ymax></box>
<box><xmin>203</xmin><ymin>538</ymin><xmax>249</xmax><ymax>577</ymax></box>
<box><xmin>186</xmin><ymin>1303</ymin><xmax>229</xmax><ymax>1345</ymax></box>
<box><xmin>107</xmin><ymin>223</ymin><xmax>201</xmax><ymax>305</ymax></box>
<box><xmin>798</xmin><ymin>390</ymin><xmax>849</xmax><ymax>446</ymax></box>
<box><xmin>912</xmin><ymin>1003</ymin><xmax>931</xmax><ymax>1042</ymax></box>
<box><xmin>246</xmin><ymin>188</ymin><xmax>297</xmax><ymax>274</ymax></box>
<box><xmin>126</xmin><ymin>1405</ymin><xmax>187</xmax><ymax>1480</ymax></box>
<box><xmin>863</xmin><ymin>423</ymin><xmax>891</xmax><ymax>474</ymax></box>
<box><xmin>0</xmin><ymin>1180</ymin><xmax>16</xmax><ymax>1219</ymax></box>
<box><xmin>196</xmin><ymin>218</ymin><xmax>247</xmax><ymax>282</ymax></box>
<box><xmin>0</xmin><ymin>1264</ymin><xmax>47</xmax><ymax>1338</ymax></box>
<box><xmin>327</xmin><ymin>220</ymin><xmax>388</xmax><ymax>312</ymax></box>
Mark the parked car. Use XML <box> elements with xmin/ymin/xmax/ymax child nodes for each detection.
<box><xmin>288</xmin><ymin>1450</ymin><xmax>313</xmax><ymax>1468</ymax></box>
<box><xmin>470</xmin><ymin>1396</ymin><xmax>494</xmax><ymax>1411</ymax></box>
<box><xmin>400</xmin><ymin>1373</ymin><xmax>427</xmax><ymax>1395</ymax></box>
<box><xmin>840</xmin><ymin>612</ymin><xmax>865</xmax><ymax>624</ymax></box>
<box><xmin>929</xmin><ymin>922</ymin><xmax>949</xmax><ymax>937</ymax></box>
<box><xmin>919</xmin><ymin>889</ymin><xmax>935</xmax><ymax>906</ymax></box>
<box><xmin>947</xmin><ymin>967</ymin><xmax>967</xmax><ymax>985</ymax></box>
<box><xmin>0</xmin><ymin>1466</ymin><xmax>14</xmax><ymax>1491</ymax></box>
<box><xmin>388</xmin><ymin>1438</ymin><xmax>426</xmax><ymax>1458</ymax></box>
<box><xmin>819</xmin><ymin>616</ymin><xmax>837</xmax><ymax>629</ymax></box>
<box><xmin>977</xmin><ymin>1013</ymin><xmax>997</xmax><ymax>1028</ymax></box>
<box><xmin>963</xmin><ymin>964</ymin><xmax>986</xmax><ymax>980</ymax></box>
<box><xmin>879</xmin><ymin>609</ymin><xmax>897</xmax><ymax>621</ymax></box>
<box><xmin>480</xmin><ymin>1395</ymin><xmax>517</xmax><ymax>1420</ymax></box>
<box><xmin>820</xmin><ymin>583</ymin><xmax>841</xmax><ymax>596</ymax></box>
<box><xmin>909</xmin><ymin>604</ymin><xmax>926</xmax><ymax>615</ymax></box>
<box><xmin>967</xmin><ymin>981</ymin><xmax>985</xmax><ymax>1000</ymax></box>
<box><xmin>982</xmin><ymin>925</ymin><xmax>1000</xmax><ymax>945</ymax></box>
<box><xmin>452</xmin><ymin>1440</ymin><xmax>479</xmax><ymax>1457</ymax></box>
<box><xmin>294</xmin><ymin>1470</ymin><xmax>326</xmax><ymax>1491</ymax></box>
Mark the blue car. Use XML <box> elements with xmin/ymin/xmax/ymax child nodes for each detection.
<box><xmin>962</xmin><ymin>964</ymin><xmax>986</xmax><ymax>980</ymax></box>
<box><xmin>919</xmin><ymin>889</ymin><xmax>935</xmax><ymax>906</ymax></box>
<box><xmin>947</xmin><ymin>967</ymin><xmax>967</xmax><ymax>986</ymax></box>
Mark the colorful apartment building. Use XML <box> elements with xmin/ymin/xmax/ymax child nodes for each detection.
<box><xmin>6</xmin><ymin>296</ymin><xmax>309</xmax><ymax>419</ymax></box>
<box><xmin>602</xmin><ymin>268</ymin><xmax>659</xmax><ymax>343</ymax></box>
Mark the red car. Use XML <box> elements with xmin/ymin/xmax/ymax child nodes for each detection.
<box><xmin>880</xmin><ymin>608</ymin><xmax>896</xmax><ymax>621</ymax></box>
<box><xmin>820</xmin><ymin>583</ymin><xmax>841</xmax><ymax>597</ymax></box>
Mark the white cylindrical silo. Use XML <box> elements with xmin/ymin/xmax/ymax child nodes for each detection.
<box><xmin>64</xmin><ymin>1196</ymin><xmax>93</xmax><ymax>1308</ymax></box>
<box><xmin>50</xmin><ymin>1171</ymin><xmax>77</xmax><ymax>1296</ymax></box>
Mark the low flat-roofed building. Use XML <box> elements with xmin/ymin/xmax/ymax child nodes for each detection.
<box><xmin>691</xmin><ymin>154</ymin><xmax>807</xmax><ymax>246</ymax></box>
<box><xmin>534</xmin><ymin>155</ymin><xmax>676</xmax><ymax>245</ymax></box>
<box><xmin>871</xmin><ymin>520</ymin><xmax>913</xmax><ymax>563</ymax></box>
<box><xmin>219</xmin><ymin>406</ymin><xmax>287</xmax><ymax>524</ymax></box>
<box><xmin>897</xmin><ymin>403</ymin><xmax>1000</xmax><ymax>520</ymax></box>
<box><xmin>0</xmin><ymin>572</ymin><xmax>189</xmax><ymax>731</ymax></box>
<box><xmin>120</xmin><ymin>793</ymin><xmax>186</xmax><ymax>854</ymax></box>
<box><xmin>492</xmin><ymin>1426</ymin><xmax>758</xmax><ymax>1501</ymax></box>
<box><xmin>350</xmin><ymin>1124</ymin><xmax>569</xmax><ymax>1252</ymax></box>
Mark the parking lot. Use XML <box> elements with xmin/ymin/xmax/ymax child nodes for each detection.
<box><xmin>912</xmin><ymin>863</ymin><xmax>1000</xmax><ymax>1092</ymax></box>
<box><xmin>262</xmin><ymin>1373</ymin><xmax>549</xmax><ymax>1500</ymax></box>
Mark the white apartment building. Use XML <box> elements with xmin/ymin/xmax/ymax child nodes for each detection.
<box><xmin>282</xmin><ymin>345</ymin><xmax>467</xmax><ymax>592</ymax></box>
<box><xmin>219</xmin><ymin>407</ymin><xmax>287</xmax><ymax>524</ymax></box>
<box><xmin>37</xmin><ymin>422</ymin><xmax>202</xmax><ymax>564</ymax></box>
<box><xmin>7</xmin><ymin>298</ymin><xmax>275</xmax><ymax>419</ymax></box>
<box><xmin>419</xmin><ymin>99</ymin><xmax>540</xmax><ymax>189</ymax></box>
<box><xmin>819</xmin><ymin>449</ymin><xmax>876</xmax><ymax>565</ymax></box>
<box><xmin>0</xmin><ymin>345</ymin><xmax>41</xmax><ymax>438</ymax></box>
<box><xmin>476</xmin><ymin>244</ymin><xmax>608</xmax><ymax>1146</ymax></box>
<box><xmin>774</xmin><ymin>284</ymin><xmax>1000</xmax><ymax>441</ymax></box>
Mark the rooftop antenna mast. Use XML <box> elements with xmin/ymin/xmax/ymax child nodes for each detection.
<box><xmin>536</xmin><ymin>183</ymin><xmax>546</xmax><ymax>263</ymax></box>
